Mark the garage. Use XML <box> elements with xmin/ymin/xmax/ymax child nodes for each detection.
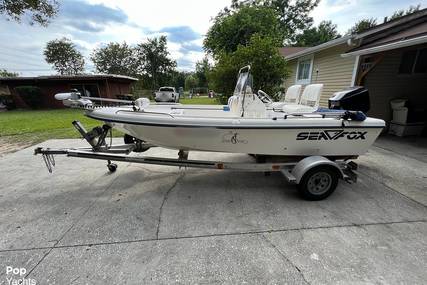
<box><xmin>346</xmin><ymin>21</ymin><xmax>427</xmax><ymax>137</ymax></box>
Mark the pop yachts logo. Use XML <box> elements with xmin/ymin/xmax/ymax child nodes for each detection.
<box><xmin>5</xmin><ymin>266</ymin><xmax>36</xmax><ymax>285</ymax></box>
<box><xmin>297</xmin><ymin>130</ymin><xmax>367</xmax><ymax>141</ymax></box>
<box><xmin>222</xmin><ymin>132</ymin><xmax>248</xmax><ymax>144</ymax></box>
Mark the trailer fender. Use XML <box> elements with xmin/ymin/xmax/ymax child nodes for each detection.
<box><xmin>291</xmin><ymin>156</ymin><xmax>344</xmax><ymax>184</ymax></box>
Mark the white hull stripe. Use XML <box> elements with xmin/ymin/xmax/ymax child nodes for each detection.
<box><xmin>87</xmin><ymin>114</ymin><xmax>384</xmax><ymax>130</ymax></box>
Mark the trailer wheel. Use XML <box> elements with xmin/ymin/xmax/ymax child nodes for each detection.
<box><xmin>297</xmin><ymin>166</ymin><xmax>339</xmax><ymax>201</ymax></box>
<box><xmin>107</xmin><ymin>163</ymin><xmax>118</xmax><ymax>173</ymax></box>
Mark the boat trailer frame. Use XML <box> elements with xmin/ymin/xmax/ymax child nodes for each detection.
<box><xmin>34</xmin><ymin>121</ymin><xmax>359</xmax><ymax>200</ymax></box>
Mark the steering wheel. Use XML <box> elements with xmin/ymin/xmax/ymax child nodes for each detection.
<box><xmin>257</xmin><ymin>90</ymin><xmax>273</xmax><ymax>104</ymax></box>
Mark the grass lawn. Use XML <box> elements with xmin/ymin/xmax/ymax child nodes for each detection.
<box><xmin>0</xmin><ymin>97</ymin><xmax>222</xmax><ymax>149</ymax></box>
<box><xmin>180</xmin><ymin>96</ymin><xmax>220</xmax><ymax>105</ymax></box>
<box><xmin>0</xmin><ymin>109</ymin><xmax>104</xmax><ymax>146</ymax></box>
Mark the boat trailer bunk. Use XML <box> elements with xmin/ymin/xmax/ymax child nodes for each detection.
<box><xmin>34</xmin><ymin>121</ymin><xmax>358</xmax><ymax>201</ymax></box>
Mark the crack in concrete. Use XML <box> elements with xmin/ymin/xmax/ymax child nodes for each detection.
<box><xmin>156</xmin><ymin>173</ymin><xmax>185</xmax><ymax>239</ymax></box>
<box><xmin>23</xmin><ymin>163</ymin><xmax>130</xmax><ymax>279</ymax></box>
<box><xmin>3</xmin><ymin>219</ymin><xmax>425</xmax><ymax>254</ymax></box>
<box><xmin>260</xmin><ymin>234</ymin><xmax>310</xmax><ymax>285</ymax></box>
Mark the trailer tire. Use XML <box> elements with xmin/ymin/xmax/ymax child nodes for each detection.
<box><xmin>297</xmin><ymin>166</ymin><xmax>339</xmax><ymax>201</ymax></box>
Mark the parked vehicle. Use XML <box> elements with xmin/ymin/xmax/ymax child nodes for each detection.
<box><xmin>155</xmin><ymin>87</ymin><xmax>179</xmax><ymax>102</ymax></box>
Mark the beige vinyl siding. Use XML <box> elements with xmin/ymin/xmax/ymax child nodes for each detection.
<box><xmin>284</xmin><ymin>60</ymin><xmax>297</xmax><ymax>89</ymax></box>
<box><xmin>284</xmin><ymin>43</ymin><xmax>355</xmax><ymax>107</ymax></box>
<box><xmin>364</xmin><ymin>46</ymin><xmax>427</xmax><ymax>121</ymax></box>
<box><xmin>311</xmin><ymin>44</ymin><xmax>356</xmax><ymax>106</ymax></box>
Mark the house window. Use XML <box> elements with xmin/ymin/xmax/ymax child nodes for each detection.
<box><xmin>399</xmin><ymin>48</ymin><xmax>427</xmax><ymax>74</ymax></box>
<box><xmin>296</xmin><ymin>56</ymin><xmax>313</xmax><ymax>84</ymax></box>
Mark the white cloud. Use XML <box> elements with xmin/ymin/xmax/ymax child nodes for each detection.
<box><xmin>0</xmin><ymin>0</ymin><xmax>230</xmax><ymax>75</ymax></box>
<box><xmin>87</xmin><ymin>0</ymin><xmax>229</xmax><ymax>34</ymax></box>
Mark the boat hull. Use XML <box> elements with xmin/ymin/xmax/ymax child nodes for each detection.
<box><xmin>109</xmin><ymin>121</ymin><xmax>382</xmax><ymax>156</ymax></box>
<box><xmin>86</xmin><ymin>106</ymin><xmax>384</xmax><ymax>156</ymax></box>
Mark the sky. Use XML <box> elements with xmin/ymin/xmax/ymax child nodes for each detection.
<box><xmin>0</xmin><ymin>0</ymin><xmax>425</xmax><ymax>76</ymax></box>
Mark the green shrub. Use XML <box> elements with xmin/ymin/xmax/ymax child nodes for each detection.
<box><xmin>216</xmin><ymin>93</ymin><xmax>228</xmax><ymax>105</ymax></box>
<box><xmin>15</xmin><ymin>86</ymin><xmax>43</xmax><ymax>108</ymax></box>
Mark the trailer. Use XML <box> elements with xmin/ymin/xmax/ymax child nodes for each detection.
<box><xmin>34</xmin><ymin>121</ymin><xmax>358</xmax><ymax>201</ymax></box>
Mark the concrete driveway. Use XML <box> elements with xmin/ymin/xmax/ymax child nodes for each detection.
<box><xmin>0</xmin><ymin>137</ymin><xmax>426</xmax><ymax>284</ymax></box>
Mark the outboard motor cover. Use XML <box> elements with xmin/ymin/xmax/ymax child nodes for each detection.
<box><xmin>329</xmin><ymin>86</ymin><xmax>370</xmax><ymax>113</ymax></box>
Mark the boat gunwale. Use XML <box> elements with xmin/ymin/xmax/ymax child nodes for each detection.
<box><xmin>86</xmin><ymin>113</ymin><xmax>385</xmax><ymax>130</ymax></box>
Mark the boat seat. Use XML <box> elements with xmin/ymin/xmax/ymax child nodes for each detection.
<box><xmin>283</xmin><ymin>84</ymin><xmax>302</xmax><ymax>104</ymax></box>
<box><xmin>270</xmin><ymin>84</ymin><xmax>302</xmax><ymax>109</ymax></box>
<box><xmin>282</xmin><ymin>83</ymin><xmax>323</xmax><ymax>114</ymax></box>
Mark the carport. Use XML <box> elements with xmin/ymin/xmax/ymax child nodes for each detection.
<box><xmin>344</xmin><ymin>22</ymin><xmax>427</xmax><ymax>136</ymax></box>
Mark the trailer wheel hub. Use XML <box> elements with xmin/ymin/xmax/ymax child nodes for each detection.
<box><xmin>307</xmin><ymin>172</ymin><xmax>332</xmax><ymax>194</ymax></box>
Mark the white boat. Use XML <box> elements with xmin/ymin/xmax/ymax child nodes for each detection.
<box><xmin>41</xmin><ymin>66</ymin><xmax>385</xmax><ymax>200</ymax></box>
<box><xmin>79</xmin><ymin>67</ymin><xmax>384</xmax><ymax>158</ymax></box>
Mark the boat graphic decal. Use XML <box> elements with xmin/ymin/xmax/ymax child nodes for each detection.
<box><xmin>222</xmin><ymin>132</ymin><xmax>248</xmax><ymax>144</ymax></box>
<box><xmin>296</xmin><ymin>130</ymin><xmax>367</xmax><ymax>141</ymax></box>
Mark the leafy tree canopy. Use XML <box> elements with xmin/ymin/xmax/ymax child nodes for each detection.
<box><xmin>209</xmin><ymin>34</ymin><xmax>288</xmax><ymax>99</ymax></box>
<box><xmin>91</xmin><ymin>42</ymin><xmax>138</xmax><ymax>77</ymax></box>
<box><xmin>0</xmin><ymin>69</ymin><xmax>18</xmax><ymax>77</ymax></box>
<box><xmin>185</xmin><ymin>74</ymin><xmax>198</xmax><ymax>91</ymax></box>
<box><xmin>44</xmin><ymin>38</ymin><xmax>85</xmax><ymax>75</ymax></box>
<box><xmin>387</xmin><ymin>4</ymin><xmax>420</xmax><ymax>22</ymax></box>
<box><xmin>195</xmin><ymin>57</ymin><xmax>212</xmax><ymax>87</ymax></box>
<box><xmin>0</xmin><ymin>0</ymin><xmax>58</xmax><ymax>26</ymax></box>
<box><xmin>204</xmin><ymin>5</ymin><xmax>283</xmax><ymax>56</ymax></box>
<box><xmin>347</xmin><ymin>4</ymin><xmax>421</xmax><ymax>35</ymax></box>
<box><xmin>347</xmin><ymin>18</ymin><xmax>377</xmax><ymax>35</ymax></box>
<box><xmin>226</xmin><ymin>0</ymin><xmax>320</xmax><ymax>43</ymax></box>
<box><xmin>170</xmin><ymin>71</ymin><xmax>188</xmax><ymax>90</ymax></box>
<box><xmin>294</xmin><ymin>20</ymin><xmax>341</xmax><ymax>47</ymax></box>
<box><xmin>135</xmin><ymin>36</ymin><xmax>177</xmax><ymax>89</ymax></box>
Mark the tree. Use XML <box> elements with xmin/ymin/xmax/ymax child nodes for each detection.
<box><xmin>91</xmin><ymin>42</ymin><xmax>138</xmax><ymax>76</ymax></box>
<box><xmin>195</xmin><ymin>57</ymin><xmax>211</xmax><ymax>87</ymax></box>
<box><xmin>294</xmin><ymin>21</ymin><xmax>340</xmax><ymax>47</ymax></box>
<box><xmin>227</xmin><ymin>0</ymin><xmax>319</xmax><ymax>43</ymax></box>
<box><xmin>0</xmin><ymin>0</ymin><xmax>58</xmax><ymax>26</ymax></box>
<box><xmin>136</xmin><ymin>36</ymin><xmax>177</xmax><ymax>90</ymax></box>
<box><xmin>0</xmin><ymin>69</ymin><xmax>18</xmax><ymax>77</ymax></box>
<box><xmin>44</xmin><ymin>38</ymin><xmax>85</xmax><ymax>75</ymax></box>
<box><xmin>209</xmin><ymin>34</ymin><xmax>288</xmax><ymax>99</ymax></box>
<box><xmin>347</xmin><ymin>18</ymin><xmax>377</xmax><ymax>35</ymax></box>
<box><xmin>387</xmin><ymin>4</ymin><xmax>420</xmax><ymax>22</ymax></box>
<box><xmin>347</xmin><ymin>4</ymin><xmax>421</xmax><ymax>35</ymax></box>
<box><xmin>204</xmin><ymin>6</ymin><xmax>283</xmax><ymax>56</ymax></box>
<box><xmin>170</xmin><ymin>70</ymin><xmax>188</xmax><ymax>89</ymax></box>
<box><xmin>184</xmin><ymin>74</ymin><xmax>198</xmax><ymax>91</ymax></box>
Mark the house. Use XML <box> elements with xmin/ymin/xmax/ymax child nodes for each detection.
<box><xmin>281</xmin><ymin>8</ymin><xmax>427</xmax><ymax>123</ymax></box>
<box><xmin>0</xmin><ymin>74</ymin><xmax>138</xmax><ymax>109</ymax></box>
